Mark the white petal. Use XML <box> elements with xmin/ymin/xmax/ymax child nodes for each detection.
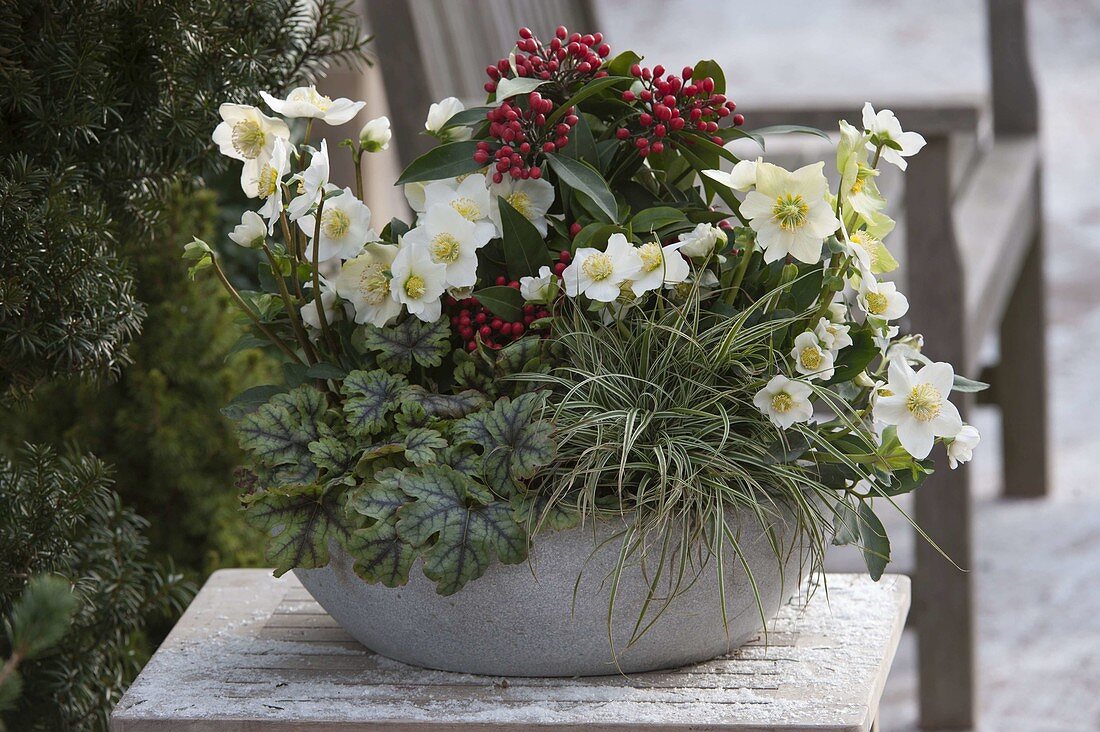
<box><xmin>897</xmin><ymin>418</ymin><xmax>934</xmax><ymax>459</ymax></box>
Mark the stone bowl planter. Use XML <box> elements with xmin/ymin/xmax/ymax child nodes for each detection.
<box><xmin>295</xmin><ymin>506</ymin><xmax>807</xmax><ymax>676</ymax></box>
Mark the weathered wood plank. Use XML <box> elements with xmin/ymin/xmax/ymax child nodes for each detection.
<box><xmin>111</xmin><ymin>570</ymin><xmax>909</xmax><ymax>731</ymax></box>
<box><xmin>954</xmin><ymin>136</ymin><xmax>1041</xmax><ymax>371</ymax></box>
<box><xmin>905</xmin><ymin>134</ymin><xmax>976</xmax><ymax>731</ymax></box>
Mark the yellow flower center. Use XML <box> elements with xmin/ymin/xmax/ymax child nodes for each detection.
<box><xmin>257</xmin><ymin>164</ymin><xmax>279</xmax><ymax>199</ymax></box>
<box><xmin>358</xmin><ymin>263</ymin><xmax>390</xmax><ymax>306</ymax></box>
<box><xmin>850</xmin><ymin>163</ymin><xmax>874</xmax><ymax>195</ymax></box>
<box><xmin>799</xmin><ymin>346</ymin><xmax>824</xmax><ymax>371</ymax></box>
<box><xmin>906</xmin><ymin>383</ymin><xmax>943</xmax><ymax>423</ymax></box>
<box><xmin>581</xmin><ymin>252</ymin><xmax>614</xmax><ymax>282</ymax></box>
<box><xmin>865</xmin><ymin>291</ymin><xmax>889</xmax><ymax>315</ymax></box>
<box><xmin>450</xmin><ymin>197</ymin><xmax>481</xmax><ymax>221</ymax></box>
<box><xmin>430</xmin><ymin>233</ymin><xmax>462</xmax><ymax>263</ymax></box>
<box><xmin>770</xmin><ymin>392</ymin><xmax>794</xmax><ymax>414</ymax></box>
<box><xmin>295</xmin><ymin>87</ymin><xmax>332</xmax><ymax>111</ymax></box>
<box><xmin>322</xmin><ymin>208</ymin><xmax>351</xmax><ymax>239</ymax></box>
<box><xmin>772</xmin><ymin>193</ymin><xmax>809</xmax><ymax>231</ymax></box>
<box><xmin>878</xmin><ymin>387</ymin><xmax>895</xmax><ymax>398</ymax></box>
<box><xmin>404</xmin><ymin>274</ymin><xmax>427</xmax><ymax>299</ymax></box>
<box><xmin>507</xmin><ymin>192</ymin><xmax>534</xmax><ymax>219</ymax></box>
<box><xmin>638</xmin><ymin>242</ymin><xmax>664</xmax><ymax>273</ymax></box>
<box><xmin>231</xmin><ymin>119</ymin><xmax>266</xmax><ymax>159</ymax></box>
<box><xmin>851</xmin><ymin>232</ymin><xmax>881</xmax><ymax>269</ymax></box>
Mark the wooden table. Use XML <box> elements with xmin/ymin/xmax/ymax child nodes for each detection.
<box><xmin>111</xmin><ymin>570</ymin><xmax>909</xmax><ymax>731</ymax></box>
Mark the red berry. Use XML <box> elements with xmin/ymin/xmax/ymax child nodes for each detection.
<box><xmin>733</xmin><ymin>113</ymin><xmax>745</xmax><ymax>126</ymax></box>
<box><xmin>512</xmin><ymin>323</ymin><xmax>525</xmax><ymax>337</ymax></box>
<box><xmin>495</xmin><ymin>275</ymin><xmax>507</xmax><ymax>286</ymax></box>
<box><xmin>559</xmin><ymin>249</ymin><xmax>571</xmax><ymax>261</ymax></box>
<box><xmin>475</xmin><ymin>312</ymin><xmax>487</xmax><ymax>324</ymax></box>
<box><xmin>519</xmin><ymin>26</ymin><xmax>533</xmax><ymax>39</ymax></box>
<box><xmin>568</xmin><ymin>223</ymin><xmax>582</xmax><ymax>238</ymax></box>
<box><xmin>553</xmin><ymin>262</ymin><xmax>567</xmax><ymax>276</ymax></box>
<box><xmin>467</xmin><ymin>341</ymin><xmax>478</xmax><ymax>352</ymax></box>
<box><xmin>491</xmin><ymin>318</ymin><xmax>504</xmax><ymax>330</ymax></box>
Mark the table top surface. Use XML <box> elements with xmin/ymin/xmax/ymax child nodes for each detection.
<box><xmin>111</xmin><ymin>570</ymin><xmax>909</xmax><ymax>731</ymax></box>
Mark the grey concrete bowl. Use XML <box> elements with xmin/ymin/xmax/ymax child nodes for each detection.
<box><xmin>295</xmin><ymin>507</ymin><xmax>807</xmax><ymax>676</ymax></box>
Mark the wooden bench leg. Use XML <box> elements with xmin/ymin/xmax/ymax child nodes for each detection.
<box><xmin>998</xmin><ymin>177</ymin><xmax>1049</xmax><ymax>497</ymax></box>
<box><xmin>905</xmin><ymin>135</ymin><xmax>976</xmax><ymax>731</ymax></box>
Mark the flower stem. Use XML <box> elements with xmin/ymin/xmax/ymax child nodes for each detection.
<box><xmin>353</xmin><ymin>149</ymin><xmax>365</xmax><ymax>202</ymax></box>
<box><xmin>309</xmin><ymin>198</ymin><xmax>342</xmax><ymax>358</ymax></box>
<box><xmin>723</xmin><ymin>238</ymin><xmax>755</xmax><ymax>304</ymax></box>
<box><xmin>210</xmin><ymin>255</ymin><xmax>304</xmax><ymax>364</ymax></box>
<box><xmin>261</xmin><ymin>242</ymin><xmax>317</xmax><ymax>363</ymax></box>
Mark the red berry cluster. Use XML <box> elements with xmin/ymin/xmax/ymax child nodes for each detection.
<box><xmin>474</xmin><ymin>92</ymin><xmax>578</xmax><ymax>183</ymax></box>
<box><xmin>484</xmin><ymin>26</ymin><xmax>610</xmax><ymax>93</ymax></box>
<box><xmin>551</xmin><ymin>248</ymin><xmax>572</xmax><ymax>276</ymax></box>
<box><xmin>447</xmin><ymin>279</ymin><xmax>551</xmax><ymax>353</ymax></box>
<box><xmin>616</xmin><ymin>65</ymin><xmax>744</xmax><ymax>157</ymax></box>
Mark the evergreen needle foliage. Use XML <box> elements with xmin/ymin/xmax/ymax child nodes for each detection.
<box><xmin>0</xmin><ymin>445</ymin><xmax>192</xmax><ymax>731</ymax></box>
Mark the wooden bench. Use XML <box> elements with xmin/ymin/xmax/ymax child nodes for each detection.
<box><xmin>110</xmin><ymin>569</ymin><xmax>910</xmax><ymax>731</ymax></box>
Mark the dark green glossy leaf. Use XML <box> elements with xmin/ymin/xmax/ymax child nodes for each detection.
<box><xmin>474</xmin><ymin>285</ymin><xmax>524</xmax><ymax>322</ymax></box>
<box><xmin>605</xmin><ymin>50</ymin><xmax>642</xmax><ymax>77</ymax></box>
<box><xmin>396</xmin><ymin>141</ymin><xmax>483</xmax><ymax>184</ymax></box>
<box><xmin>750</xmin><ymin>124</ymin><xmax>832</xmax><ymax>144</ymax></box>
<box><xmin>692</xmin><ymin>59</ymin><xmax>725</xmax><ymax>95</ymax></box>
<box><xmin>547</xmin><ymin>76</ymin><xmax>631</xmax><ymax>125</ymax></box>
<box><xmin>498</xmin><ymin>196</ymin><xmax>553</xmax><ymax>280</ymax></box>
<box><xmin>440</xmin><ymin>106</ymin><xmax>492</xmax><ymax>130</ymax></box>
<box><xmin>305</xmin><ymin>362</ymin><xmax>347</xmax><ymax>380</ymax></box>
<box><xmin>630</xmin><ymin>206</ymin><xmax>687</xmax><ymax>234</ymax></box>
<box><xmin>826</xmin><ymin>328</ymin><xmax>877</xmax><ymax>385</ymax></box>
<box><xmin>952</xmin><ymin>374</ymin><xmax>990</xmax><ymax>392</ymax></box>
<box><xmin>545</xmin><ymin>153</ymin><xmax>619</xmax><ymax>222</ymax></box>
<box><xmin>221</xmin><ymin>384</ymin><xmax>288</xmax><ymax>419</ymax></box>
<box><xmin>857</xmin><ymin>500</ymin><xmax>890</xmax><ymax>581</ymax></box>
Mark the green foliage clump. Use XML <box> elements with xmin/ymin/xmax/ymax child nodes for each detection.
<box><xmin>0</xmin><ymin>0</ymin><xmax>368</xmax><ymax>399</ymax></box>
<box><xmin>0</xmin><ymin>575</ymin><xmax>79</xmax><ymax>729</ymax></box>
<box><xmin>0</xmin><ymin>445</ymin><xmax>191</xmax><ymax>731</ymax></box>
<box><xmin>4</xmin><ymin>188</ymin><xmax>274</xmax><ymax>577</ymax></box>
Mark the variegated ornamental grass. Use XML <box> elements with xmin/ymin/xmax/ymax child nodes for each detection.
<box><xmin>188</xmin><ymin>25</ymin><xmax>986</xmax><ymax>620</ymax></box>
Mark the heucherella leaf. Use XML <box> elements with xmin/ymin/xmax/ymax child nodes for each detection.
<box><xmin>493</xmin><ymin>335</ymin><xmax>543</xmax><ymax>377</ymax></box>
<box><xmin>237</xmin><ymin>385</ymin><xmax>328</xmax><ymax>467</ymax></box>
<box><xmin>456</xmin><ymin>391</ymin><xmax>555</xmax><ymax>494</ymax></box>
<box><xmin>244</xmin><ymin>484</ymin><xmax>353</xmax><ymax>576</ymax></box>
<box><xmin>308</xmin><ymin>437</ymin><xmax>358</xmax><ymax>477</ymax></box>
<box><xmin>346</xmin><ymin>518</ymin><xmax>416</xmax><ymax>587</ymax></box>
<box><xmin>347</xmin><ymin>477</ymin><xmax>409</xmax><ymax>522</ymax></box>
<box><xmin>354</xmin><ymin>442</ymin><xmax>406</xmax><ymax>477</ymax></box>
<box><xmin>362</xmin><ymin>317</ymin><xmax>451</xmax><ymax>374</ymax></box>
<box><xmin>342</xmin><ymin>369</ymin><xmax>408</xmax><ymax>437</ymax></box>
<box><xmin>403</xmin><ymin>386</ymin><xmax>488</xmax><ymax>418</ymax></box>
<box><xmin>392</xmin><ymin>466</ymin><xmax>528</xmax><ymax>595</ymax></box>
<box><xmin>403</xmin><ymin>427</ymin><xmax>447</xmax><ymax>466</ymax></box>
<box><xmin>394</xmin><ymin>400</ymin><xmax>430</xmax><ymax>432</ymax></box>
<box><xmin>438</xmin><ymin>444</ymin><xmax>480</xmax><ymax>476</ymax></box>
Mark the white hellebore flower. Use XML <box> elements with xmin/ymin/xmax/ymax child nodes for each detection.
<box><xmin>299</xmin><ymin>277</ymin><xmax>347</xmax><ymax>334</ymax></box>
<box><xmin>740</xmin><ymin>162</ymin><xmax>840</xmax><ymax>264</ymax></box>
<box><xmin>359</xmin><ymin>116</ymin><xmax>391</xmax><ymax>152</ymax></box>
<box><xmin>666</xmin><ymin>269</ymin><xmax>719</xmax><ymax>302</ymax></box>
<box><xmin>402</xmin><ymin>204</ymin><xmax>489</xmax><ymax>288</ymax></box>
<box><xmin>422</xmin><ymin>174</ymin><xmax>496</xmax><ymax>242</ymax></box>
<box><xmin>404</xmin><ymin>182</ymin><xmax>428</xmax><ymax>214</ymax></box>
<box><xmin>489</xmin><ymin>176</ymin><xmax>556</xmax><ymax>236</ymax></box>
<box><xmin>862</xmin><ymin>102</ymin><xmax>927</xmax><ymax>171</ymax></box>
<box><xmin>260</xmin><ymin>86</ymin><xmax>365</xmax><ymax>125</ymax></box>
<box><xmin>212</xmin><ymin>105</ymin><xmax>291</xmax><ymax>196</ymax></box>
<box><xmin>702</xmin><ymin>158</ymin><xmax>759</xmax><ymax>192</ymax></box>
<box><xmin>814</xmin><ymin>316</ymin><xmax>853</xmax><ymax>355</ymax></box>
<box><xmin>520</xmin><ymin>266</ymin><xmax>556</xmax><ymax>302</ymax></box>
<box><xmin>425</xmin><ymin>96</ymin><xmax>472</xmax><ymax>142</ymax></box>
<box><xmin>228</xmin><ymin>210</ymin><xmax>267</xmax><ymax>249</ymax></box>
<box><xmin>390</xmin><ymin>240</ymin><xmax>448</xmax><ymax>322</ymax></box>
<box><xmin>948</xmin><ymin>424</ymin><xmax>981</xmax><ymax>469</ymax></box>
<box><xmin>255</xmin><ymin>137</ymin><xmax>292</xmax><ymax>233</ymax></box>
<box><xmin>333</xmin><ymin>243</ymin><xmax>402</xmax><ymax>327</ymax></box>
<box><xmin>286</xmin><ymin>139</ymin><xmax>330</xmax><ymax>221</ymax></box>
<box><xmin>676</xmin><ymin>222</ymin><xmax>726</xmax><ymax>258</ymax></box>
<box><xmin>791</xmin><ymin>331</ymin><xmax>835</xmax><ymax>381</ymax></box>
<box><xmin>562</xmin><ymin>233</ymin><xmax>642</xmax><ymax>303</ymax></box>
<box><xmin>858</xmin><ymin>277</ymin><xmax>909</xmax><ymax>321</ymax></box>
<box><xmin>754</xmin><ymin>375</ymin><xmax>815</xmax><ymax>429</ymax></box>
<box><xmin>630</xmin><ymin>240</ymin><xmax>690</xmax><ymax>296</ymax></box>
<box><xmin>300</xmin><ymin>187</ymin><xmax>374</xmax><ymax>262</ymax></box>
<box><xmin>874</xmin><ymin>359</ymin><xmax>963</xmax><ymax>459</ymax></box>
